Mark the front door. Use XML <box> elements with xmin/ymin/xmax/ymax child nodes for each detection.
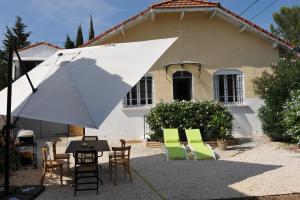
<box><xmin>173</xmin><ymin>71</ymin><xmax>192</xmax><ymax>101</ymax></box>
<box><xmin>68</xmin><ymin>125</ymin><xmax>84</xmax><ymax>137</ymax></box>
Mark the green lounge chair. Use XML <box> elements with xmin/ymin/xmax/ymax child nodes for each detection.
<box><xmin>185</xmin><ymin>129</ymin><xmax>216</xmax><ymax>160</ymax></box>
<box><xmin>163</xmin><ymin>128</ymin><xmax>188</xmax><ymax>160</ymax></box>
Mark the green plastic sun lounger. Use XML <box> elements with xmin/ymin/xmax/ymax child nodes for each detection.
<box><xmin>163</xmin><ymin>128</ymin><xmax>188</xmax><ymax>160</ymax></box>
<box><xmin>185</xmin><ymin>129</ymin><xmax>216</xmax><ymax>160</ymax></box>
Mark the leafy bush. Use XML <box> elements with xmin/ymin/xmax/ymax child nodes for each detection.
<box><xmin>284</xmin><ymin>90</ymin><xmax>300</xmax><ymax>141</ymax></box>
<box><xmin>146</xmin><ymin>101</ymin><xmax>233</xmax><ymax>141</ymax></box>
<box><xmin>253</xmin><ymin>56</ymin><xmax>300</xmax><ymax>141</ymax></box>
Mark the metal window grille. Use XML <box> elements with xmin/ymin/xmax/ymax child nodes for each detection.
<box><xmin>123</xmin><ymin>75</ymin><xmax>153</xmax><ymax>108</ymax></box>
<box><xmin>213</xmin><ymin>74</ymin><xmax>244</xmax><ymax>104</ymax></box>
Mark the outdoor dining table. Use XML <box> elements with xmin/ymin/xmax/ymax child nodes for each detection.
<box><xmin>65</xmin><ymin>140</ymin><xmax>110</xmax><ymax>187</ymax></box>
<box><xmin>65</xmin><ymin>140</ymin><xmax>110</xmax><ymax>155</ymax></box>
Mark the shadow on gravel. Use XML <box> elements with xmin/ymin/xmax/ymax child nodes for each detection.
<box><xmin>131</xmin><ymin>154</ymin><xmax>282</xmax><ymax>200</ymax></box>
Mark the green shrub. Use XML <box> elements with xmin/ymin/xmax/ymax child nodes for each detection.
<box><xmin>284</xmin><ymin>90</ymin><xmax>300</xmax><ymax>142</ymax></box>
<box><xmin>146</xmin><ymin>101</ymin><xmax>233</xmax><ymax>141</ymax></box>
<box><xmin>253</xmin><ymin>56</ymin><xmax>300</xmax><ymax>142</ymax></box>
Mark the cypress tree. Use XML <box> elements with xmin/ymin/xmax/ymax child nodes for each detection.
<box><xmin>89</xmin><ymin>15</ymin><xmax>95</xmax><ymax>40</ymax></box>
<box><xmin>11</xmin><ymin>16</ymin><xmax>31</xmax><ymax>49</ymax></box>
<box><xmin>76</xmin><ymin>25</ymin><xmax>84</xmax><ymax>47</ymax></box>
<box><xmin>0</xmin><ymin>27</ymin><xmax>15</xmax><ymax>89</ymax></box>
<box><xmin>64</xmin><ymin>35</ymin><xmax>75</xmax><ymax>49</ymax></box>
<box><xmin>0</xmin><ymin>16</ymin><xmax>31</xmax><ymax>89</ymax></box>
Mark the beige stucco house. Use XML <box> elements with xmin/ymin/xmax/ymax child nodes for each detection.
<box><xmin>81</xmin><ymin>0</ymin><xmax>292</xmax><ymax>140</ymax></box>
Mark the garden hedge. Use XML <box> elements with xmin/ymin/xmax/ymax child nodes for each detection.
<box><xmin>146</xmin><ymin>101</ymin><xmax>233</xmax><ymax>142</ymax></box>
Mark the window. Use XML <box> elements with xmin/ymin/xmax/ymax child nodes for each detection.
<box><xmin>213</xmin><ymin>69</ymin><xmax>244</xmax><ymax>104</ymax></box>
<box><xmin>123</xmin><ymin>75</ymin><xmax>153</xmax><ymax>107</ymax></box>
<box><xmin>173</xmin><ymin>71</ymin><xmax>192</xmax><ymax>101</ymax></box>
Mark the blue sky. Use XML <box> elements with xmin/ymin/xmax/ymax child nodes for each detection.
<box><xmin>0</xmin><ymin>0</ymin><xmax>299</xmax><ymax>48</ymax></box>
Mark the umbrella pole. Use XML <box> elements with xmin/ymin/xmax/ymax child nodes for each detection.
<box><xmin>4</xmin><ymin>45</ymin><xmax>13</xmax><ymax>194</ymax></box>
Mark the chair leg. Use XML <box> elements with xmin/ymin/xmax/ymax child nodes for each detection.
<box><xmin>127</xmin><ymin>164</ymin><xmax>132</xmax><ymax>183</ymax></box>
<box><xmin>40</xmin><ymin>168</ymin><xmax>47</xmax><ymax>185</ymax></box>
<box><xmin>114</xmin><ymin>165</ymin><xmax>117</xmax><ymax>185</ymax></box>
<box><xmin>109</xmin><ymin>162</ymin><xmax>112</xmax><ymax>180</ymax></box>
<box><xmin>60</xmin><ymin>165</ymin><xmax>63</xmax><ymax>185</ymax></box>
<box><xmin>67</xmin><ymin>158</ymin><xmax>70</xmax><ymax>173</ymax></box>
<box><xmin>74</xmin><ymin>167</ymin><xmax>77</xmax><ymax>197</ymax></box>
<box><xmin>123</xmin><ymin>164</ymin><xmax>127</xmax><ymax>177</ymax></box>
<box><xmin>97</xmin><ymin>166</ymin><xmax>99</xmax><ymax>195</ymax></box>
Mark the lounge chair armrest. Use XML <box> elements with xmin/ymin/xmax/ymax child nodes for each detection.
<box><xmin>181</xmin><ymin>144</ymin><xmax>189</xmax><ymax>160</ymax></box>
<box><xmin>163</xmin><ymin>145</ymin><xmax>169</xmax><ymax>161</ymax></box>
<box><xmin>205</xmin><ymin>144</ymin><xmax>216</xmax><ymax>160</ymax></box>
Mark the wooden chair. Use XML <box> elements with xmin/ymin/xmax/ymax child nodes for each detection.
<box><xmin>108</xmin><ymin>139</ymin><xmax>126</xmax><ymax>162</ymax></box>
<box><xmin>109</xmin><ymin>146</ymin><xmax>132</xmax><ymax>185</ymax></box>
<box><xmin>52</xmin><ymin>141</ymin><xmax>70</xmax><ymax>172</ymax></box>
<box><xmin>74</xmin><ymin>151</ymin><xmax>99</xmax><ymax>196</ymax></box>
<box><xmin>41</xmin><ymin>147</ymin><xmax>63</xmax><ymax>185</ymax></box>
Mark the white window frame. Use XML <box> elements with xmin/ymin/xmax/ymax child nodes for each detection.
<box><xmin>213</xmin><ymin>69</ymin><xmax>244</xmax><ymax>104</ymax></box>
<box><xmin>123</xmin><ymin>74</ymin><xmax>154</xmax><ymax>108</ymax></box>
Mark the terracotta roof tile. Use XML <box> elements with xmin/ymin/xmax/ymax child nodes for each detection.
<box><xmin>152</xmin><ymin>0</ymin><xmax>219</xmax><ymax>9</ymax></box>
<box><xmin>81</xmin><ymin>0</ymin><xmax>292</xmax><ymax>49</ymax></box>
<box><xmin>17</xmin><ymin>41</ymin><xmax>62</xmax><ymax>52</ymax></box>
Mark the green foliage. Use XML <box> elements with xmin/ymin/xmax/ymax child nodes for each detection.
<box><xmin>146</xmin><ymin>101</ymin><xmax>233</xmax><ymax>141</ymax></box>
<box><xmin>64</xmin><ymin>35</ymin><xmax>75</xmax><ymax>49</ymax></box>
<box><xmin>76</xmin><ymin>25</ymin><xmax>84</xmax><ymax>47</ymax></box>
<box><xmin>284</xmin><ymin>90</ymin><xmax>300</xmax><ymax>141</ymax></box>
<box><xmin>0</xmin><ymin>27</ymin><xmax>15</xmax><ymax>66</ymax></box>
<box><xmin>89</xmin><ymin>15</ymin><xmax>95</xmax><ymax>40</ymax></box>
<box><xmin>11</xmin><ymin>16</ymin><xmax>31</xmax><ymax>49</ymax></box>
<box><xmin>270</xmin><ymin>6</ymin><xmax>300</xmax><ymax>47</ymax></box>
<box><xmin>253</xmin><ymin>57</ymin><xmax>300</xmax><ymax>141</ymax></box>
<box><xmin>0</xmin><ymin>16</ymin><xmax>31</xmax><ymax>90</ymax></box>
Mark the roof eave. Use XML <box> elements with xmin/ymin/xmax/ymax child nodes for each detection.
<box><xmin>82</xmin><ymin>4</ymin><xmax>293</xmax><ymax>50</ymax></box>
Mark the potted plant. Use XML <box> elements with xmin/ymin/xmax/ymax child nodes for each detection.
<box><xmin>209</xmin><ymin>112</ymin><xmax>233</xmax><ymax>151</ymax></box>
<box><xmin>217</xmin><ymin>127</ymin><xmax>230</xmax><ymax>151</ymax></box>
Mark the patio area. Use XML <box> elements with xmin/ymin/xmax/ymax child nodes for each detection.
<box><xmin>2</xmin><ymin>135</ymin><xmax>300</xmax><ymax>199</ymax></box>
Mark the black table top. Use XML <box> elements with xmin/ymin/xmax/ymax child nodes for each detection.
<box><xmin>65</xmin><ymin>140</ymin><xmax>110</xmax><ymax>153</ymax></box>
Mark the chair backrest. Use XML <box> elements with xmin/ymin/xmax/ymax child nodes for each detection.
<box><xmin>185</xmin><ymin>129</ymin><xmax>204</xmax><ymax>145</ymax></box>
<box><xmin>163</xmin><ymin>128</ymin><xmax>180</xmax><ymax>145</ymax></box>
<box><xmin>120</xmin><ymin>139</ymin><xmax>126</xmax><ymax>148</ymax></box>
<box><xmin>42</xmin><ymin>147</ymin><xmax>50</xmax><ymax>168</ymax></box>
<box><xmin>82</xmin><ymin>136</ymin><xmax>98</xmax><ymax>141</ymax></box>
<box><xmin>75</xmin><ymin>151</ymin><xmax>98</xmax><ymax>165</ymax></box>
<box><xmin>112</xmin><ymin>146</ymin><xmax>131</xmax><ymax>161</ymax></box>
<box><xmin>52</xmin><ymin>141</ymin><xmax>57</xmax><ymax>156</ymax></box>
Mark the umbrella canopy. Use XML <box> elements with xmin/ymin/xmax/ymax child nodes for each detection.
<box><xmin>0</xmin><ymin>38</ymin><xmax>176</xmax><ymax>128</ymax></box>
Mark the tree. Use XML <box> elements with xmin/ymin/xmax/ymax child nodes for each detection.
<box><xmin>88</xmin><ymin>15</ymin><xmax>95</xmax><ymax>40</ymax></box>
<box><xmin>64</xmin><ymin>35</ymin><xmax>75</xmax><ymax>49</ymax></box>
<box><xmin>284</xmin><ymin>89</ymin><xmax>300</xmax><ymax>141</ymax></box>
<box><xmin>11</xmin><ymin>16</ymin><xmax>31</xmax><ymax>49</ymax></box>
<box><xmin>253</xmin><ymin>57</ymin><xmax>300</xmax><ymax>142</ymax></box>
<box><xmin>0</xmin><ymin>27</ymin><xmax>15</xmax><ymax>90</ymax></box>
<box><xmin>75</xmin><ymin>25</ymin><xmax>84</xmax><ymax>47</ymax></box>
<box><xmin>0</xmin><ymin>27</ymin><xmax>15</xmax><ymax>60</ymax></box>
<box><xmin>270</xmin><ymin>6</ymin><xmax>300</xmax><ymax>47</ymax></box>
<box><xmin>0</xmin><ymin>16</ymin><xmax>31</xmax><ymax>90</ymax></box>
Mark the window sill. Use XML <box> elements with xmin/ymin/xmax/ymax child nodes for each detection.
<box><xmin>121</xmin><ymin>105</ymin><xmax>153</xmax><ymax>111</ymax></box>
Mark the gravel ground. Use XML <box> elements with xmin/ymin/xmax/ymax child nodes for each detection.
<box><xmin>6</xmin><ymin>135</ymin><xmax>300</xmax><ymax>200</ymax></box>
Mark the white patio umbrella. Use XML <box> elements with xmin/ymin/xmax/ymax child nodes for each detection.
<box><xmin>0</xmin><ymin>38</ymin><xmax>177</xmax><ymax>128</ymax></box>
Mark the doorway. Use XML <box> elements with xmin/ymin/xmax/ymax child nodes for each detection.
<box><xmin>173</xmin><ymin>71</ymin><xmax>192</xmax><ymax>101</ymax></box>
<box><xmin>68</xmin><ymin>125</ymin><xmax>84</xmax><ymax>137</ymax></box>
